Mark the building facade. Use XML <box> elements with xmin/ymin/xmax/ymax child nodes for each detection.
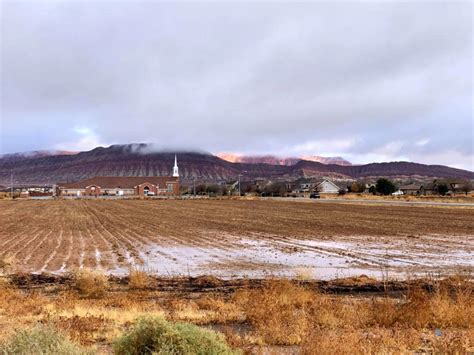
<box><xmin>314</xmin><ymin>179</ymin><xmax>341</xmax><ymax>194</ymax></box>
<box><xmin>58</xmin><ymin>156</ymin><xmax>180</xmax><ymax>197</ymax></box>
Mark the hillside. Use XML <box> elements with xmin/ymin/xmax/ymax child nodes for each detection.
<box><xmin>216</xmin><ymin>153</ymin><xmax>351</xmax><ymax>166</ymax></box>
<box><xmin>0</xmin><ymin>144</ymin><xmax>472</xmax><ymax>186</ymax></box>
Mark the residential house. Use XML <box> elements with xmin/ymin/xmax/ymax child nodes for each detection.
<box><xmin>311</xmin><ymin>179</ymin><xmax>342</xmax><ymax>194</ymax></box>
<box><xmin>399</xmin><ymin>184</ymin><xmax>423</xmax><ymax>195</ymax></box>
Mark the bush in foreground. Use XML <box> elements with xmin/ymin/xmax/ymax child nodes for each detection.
<box><xmin>71</xmin><ymin>269</ymin><xmax>109</xmax><ymax>298</ymax></box>
<box><xmin>113</xmin><ymin>316</ymin><xmax>238</xmax><ymax>355</ymax></box>
<box><xmin>0</xmin><ymin>325</ymin><xmax>89</xmax><ymax>355</ymax></box>
<box><xmin>128</xmin><ymin>268</ymin><xmax>150</xmax><ymax>290</ymax></box>
<box><xmin>234</xmin><ymin>280</ymin><xmax>313</xmax><ymax>345</ymax></box>
<box><xmin>0</xmin><ymin>254</ymin><xmax>17</xmax><ymax>274</ymax></box>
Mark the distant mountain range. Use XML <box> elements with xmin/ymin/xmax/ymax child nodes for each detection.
<box><xmin>0</xmin><ymin>150</ymin><xmax>77</xmax><ymax>162</ymax></box>
<box><xmin>0</xmin><ymin>143</ymin><xmax>472</xmax><ymax>186</ymax></box>
<box><xmin>216</xmin><ymin>153</ymin><xmax>351</xmax><ymax>166</ymax></box>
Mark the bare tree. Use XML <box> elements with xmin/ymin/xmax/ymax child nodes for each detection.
<box><xmin>350</xmin><ymin>182</ymin><xmax>366</xmax><ymax>193</ymax></box>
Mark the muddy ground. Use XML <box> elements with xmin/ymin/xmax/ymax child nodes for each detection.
<box><xmin>1</xmin><ymin>199</ymin><xmax>473</xmax><ymax>279</ymax></box>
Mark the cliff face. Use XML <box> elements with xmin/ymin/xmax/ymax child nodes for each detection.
<box><xmin>216</xmin><ymin>153</ymin><xmax>351</xmax><ymax>166</ymax></box>
<box><xmin>0</xmin><ymin>144</ymin><xmax>472</xmax><ymax>186</ymax></box>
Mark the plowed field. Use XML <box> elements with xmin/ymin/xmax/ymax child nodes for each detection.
<box><xmin>1</xmin><ymin>199</ymin><xmax>473</xmax><ymax>279</ymax></box>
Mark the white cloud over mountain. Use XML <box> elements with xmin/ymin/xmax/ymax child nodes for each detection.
<box><xmin>1</xmin><ymin>1</ymin><xmax>472</xmax><ymax>170</ymax></box>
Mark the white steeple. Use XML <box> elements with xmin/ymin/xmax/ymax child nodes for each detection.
<box><xmin>173</xmin><ymin>154</ymin><xmax>179</xmax><ymax>177</ymax></box>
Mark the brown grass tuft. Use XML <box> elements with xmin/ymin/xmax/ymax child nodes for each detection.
<box><xmin>127</xmin><ymin>268</ymin><xmax>150</xmax><ymax>290</ymax></box>
<box><xmin>369</xmin><ymin>281</ymin><xmax>473</xmax><ymax>329</ymax></box>
<box><xmin>0</xmin><ymin>276</ymin><xmax>10</xmax><ymax>289</ymax></box>
<box><xmin>234</xmin><ymin>280</ymin><xmax>313</xmax><ymax>345</ymax></box>
<box><xmin>71</xmin><ymin>269</ymin><xmax>109</xmax><ymax>299</ymax></box>
<box><xmin>301</xmin><ymin>328</ymin><xmax>421</xmax><ymax>354</ymax></box>
<box><xmin>54</xmin><ymin>314</ymin><xmax>109</xmax><ymax>345</ymax></box>
<box><xmin>0</xmin><ymin>287</ymin><xmax>49</xmax><ymax>317</ymax></box>
<box><xmin>0</xmin><ymin>254</ymin><xmax>17</xmax><ymax>274</ymax></box>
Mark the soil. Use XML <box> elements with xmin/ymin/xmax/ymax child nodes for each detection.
<box><xmin>1</xmin><ymin>199</ymin><xmax>473</xmax><ymax>279</ymax></box>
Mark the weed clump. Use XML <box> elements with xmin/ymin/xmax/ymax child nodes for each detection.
<box><xmin>234</xmin><ymin>280</ymin><xmax>313</xmax><ymax>345</ymax></box>
<box><xmin>71</xmin><ymin>269</ymin><xmax>108</xmax><ymax>298</ymax></box>
<box><xmin>128</xmin><ymin>268</ymin><xmax>150</xmax><ymax>290</ymax></box>
<box><xmin>0</xmin><ymin>254</ymin><xmax>17</xmax><ymax>274</ymax></box>
<box><xmin>369</xmin><ymin>281</ymin><xmax>473</xmax><ymax>329</ymax></box>
<box><xmin>113</xmin><ymin>316</ymin><xmax>237</xmax><ymax>355</ymax></box>
<box><xmin>0</xmin><ymin>325</ymin><xmax>90</xmax><ymax>355</ymax></box>
<box><xmin>0</xmin><ymin>276</ymin><xmax>10</xmax><ymax>289</ymax></box>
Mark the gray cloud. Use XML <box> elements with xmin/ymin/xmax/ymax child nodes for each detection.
<box><xmin>1</xmin><ymin>1</ymin><xmax>472</xmax><ymax>170</ymax></box>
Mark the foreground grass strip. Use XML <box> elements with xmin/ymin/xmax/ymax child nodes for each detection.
<box><xmin>0</xmin><ymin>325</ymin><xmax>91</xmax><ymax>355</ymax></box>
<box><xmin>113</xmin><ymin>316</ymin><xmax>239</xmax><ymax>355</ymax></box>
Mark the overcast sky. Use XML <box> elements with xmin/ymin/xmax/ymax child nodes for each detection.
<box><xmin>0</xmin><ymin>1</ymin><xmax>472</xmax><ymax>169</ymax></box>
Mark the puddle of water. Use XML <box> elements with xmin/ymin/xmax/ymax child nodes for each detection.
<box><xmin>93</xmin><ymin>236</ymin><xmax>473</xmax><ymax>280</ymax></box>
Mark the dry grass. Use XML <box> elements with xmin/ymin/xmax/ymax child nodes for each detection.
<box><xmin>234</xmin><ymin>280</ymin><xmax>313</xmax><ymax>345</ymax></box>
<box><xmin>0</xmin><ymin>277</ymin><xmax>10</xmax><ymax>289</ymax></box>
<box><xmin>166</xmin><ymin>297</ymin><xmax>242</xmax><ymax>324</ymax></box>
<box><xmin>112</xmin><ymin>316</ymin><xmax>237</xmax><ymax>355</ymax></box>
<box><xmin>231</xmin><ymin>277</ymin><xmax>473</xmax><ymax>351</ymax></box>
<box><xmin>372</xmin><ymin>285</ymin><xmax>473</xmax><ymax>328</ymax></box>
<box><xmin>0</xmin><ymin>325</ymin><xmax>91</xmax><ymax>354</ymax></box>
<box><xmin>0</xmin><ymin>272</ymin><xmax>472</xmax><ymax>353</ymax></box>
<box><xmin>51</xmin><ymin>293</ymin><xmax>166</xmax><ymax>345</ymax></box>
<box><xmin>71</xmin><ymin>269</ymin><xmax>109</xmax><ymax>298</ymax></box>
<box><xmin>301</xmin><ymin>328</ymin><xmax>474</xmax><ymax>354</ymax></box>
<box><xmin>127</xmin><ymin>268</ymin><xmax>150</xmax><ymax>290</ymax></box>
<box><xmin>0</xmin><ymin>254</ymin><xmax>17</xmax><ymax>274</ymax></box>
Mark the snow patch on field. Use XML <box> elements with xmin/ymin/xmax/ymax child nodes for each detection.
<box><xmin>106</xmin><ymin>236</ymin><xmax>474</xmax><ymax>280</ymax></box>
<box><xmin>59</xmin><ymin>262</ymin><xmax>67</xmax><ymax>272</ymax></box>
<box><xmin>95</xmin><ymin>249</ymin><xmax>101</xmax><ymax>265</ymax></box>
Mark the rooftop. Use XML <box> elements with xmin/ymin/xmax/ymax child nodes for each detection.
<box><xmin>59</xmin><ymin>176</ymin><xmax>178</xmax><ymax>189</ymax></box>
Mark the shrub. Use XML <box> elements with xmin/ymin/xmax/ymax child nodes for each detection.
<box><xmin>72</xmin><ymin>269</ymin><xmax>108</xmax><ymax>298</ymax></box>
<box><xmin>375</xmin><ymin>178</ymin><xmax>397</xmax><ymax>195</ymax></box>
<box><xmin>369</xmin><ymin>281</ymin><xmax>473</xmax><ymax>329</ymax></box>
<box><xmin>0</xmin><ymin>254</ymin><xmax>17</xmax><ymax>274</ymax></box>
<box><xmin>234</xmin><ymin>280</ymin><xmax>313</xmax><ymax>345</ymax></box>
<box><xmin>437</xmin><ymin>183</ymin><xmax>449</xmax><ymax>196</ymax></box>
<box><xmin>0</xmin><ymin>325</ymin><xmax>89</xmax><ymax>355</ymax></box>
<box><xmin>128</xmin><ymin>268</ymin><xmax>150</xmax><ymax>290</ymax></box>
<box><xmin>350</xmin><ymin>182</ymin><xmax>366</xmax><ymax>193</ymax></box>
<box><xmin>460</xmin><ymin>181</ymin><xmax>472</xmax><ymax>195</ymax></box>
<box><xmin>0</xmin><ymin>276</ymin><xmax>10</xmax><ymax>289</ymax></box>
<box><xmin>113</xmin><ymin>316</ymin><xmax>237</xmax><ymax>355</ymax></box>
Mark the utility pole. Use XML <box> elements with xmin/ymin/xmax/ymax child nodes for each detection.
<box><xmin>237</xmin><ymin>171</ymin><xmax>247</xmax><ymax>197</ymax></box>
<box><xmin>10</xmin><ymin>170</ymin><xmax>13</xmax><ymax>199</ymax></box>
<box><xmin>238</xmin><ymin>174</ymin><xmax>241</xmax><ymax>196</ymax></box>
<box><xmin>193</xmin><ymin>177</ymin><xmax>196</xmax><ymax>196</ymax></box>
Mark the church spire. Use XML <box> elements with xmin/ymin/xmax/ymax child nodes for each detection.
<box><xmin>173</xmin><ymin>154</ymin><xmax>179</xmax><ymax>177</ymax></box>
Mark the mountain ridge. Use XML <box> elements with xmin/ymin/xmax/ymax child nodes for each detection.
<box><xmin>0</xmin><ymin>144</ymin><xmax>472</xmax><ymax>186</ymax></box>
<box><xmin>216</xmin><ymin>153</ymin><xmax>351</xmax><ymax>166</ymax></box>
